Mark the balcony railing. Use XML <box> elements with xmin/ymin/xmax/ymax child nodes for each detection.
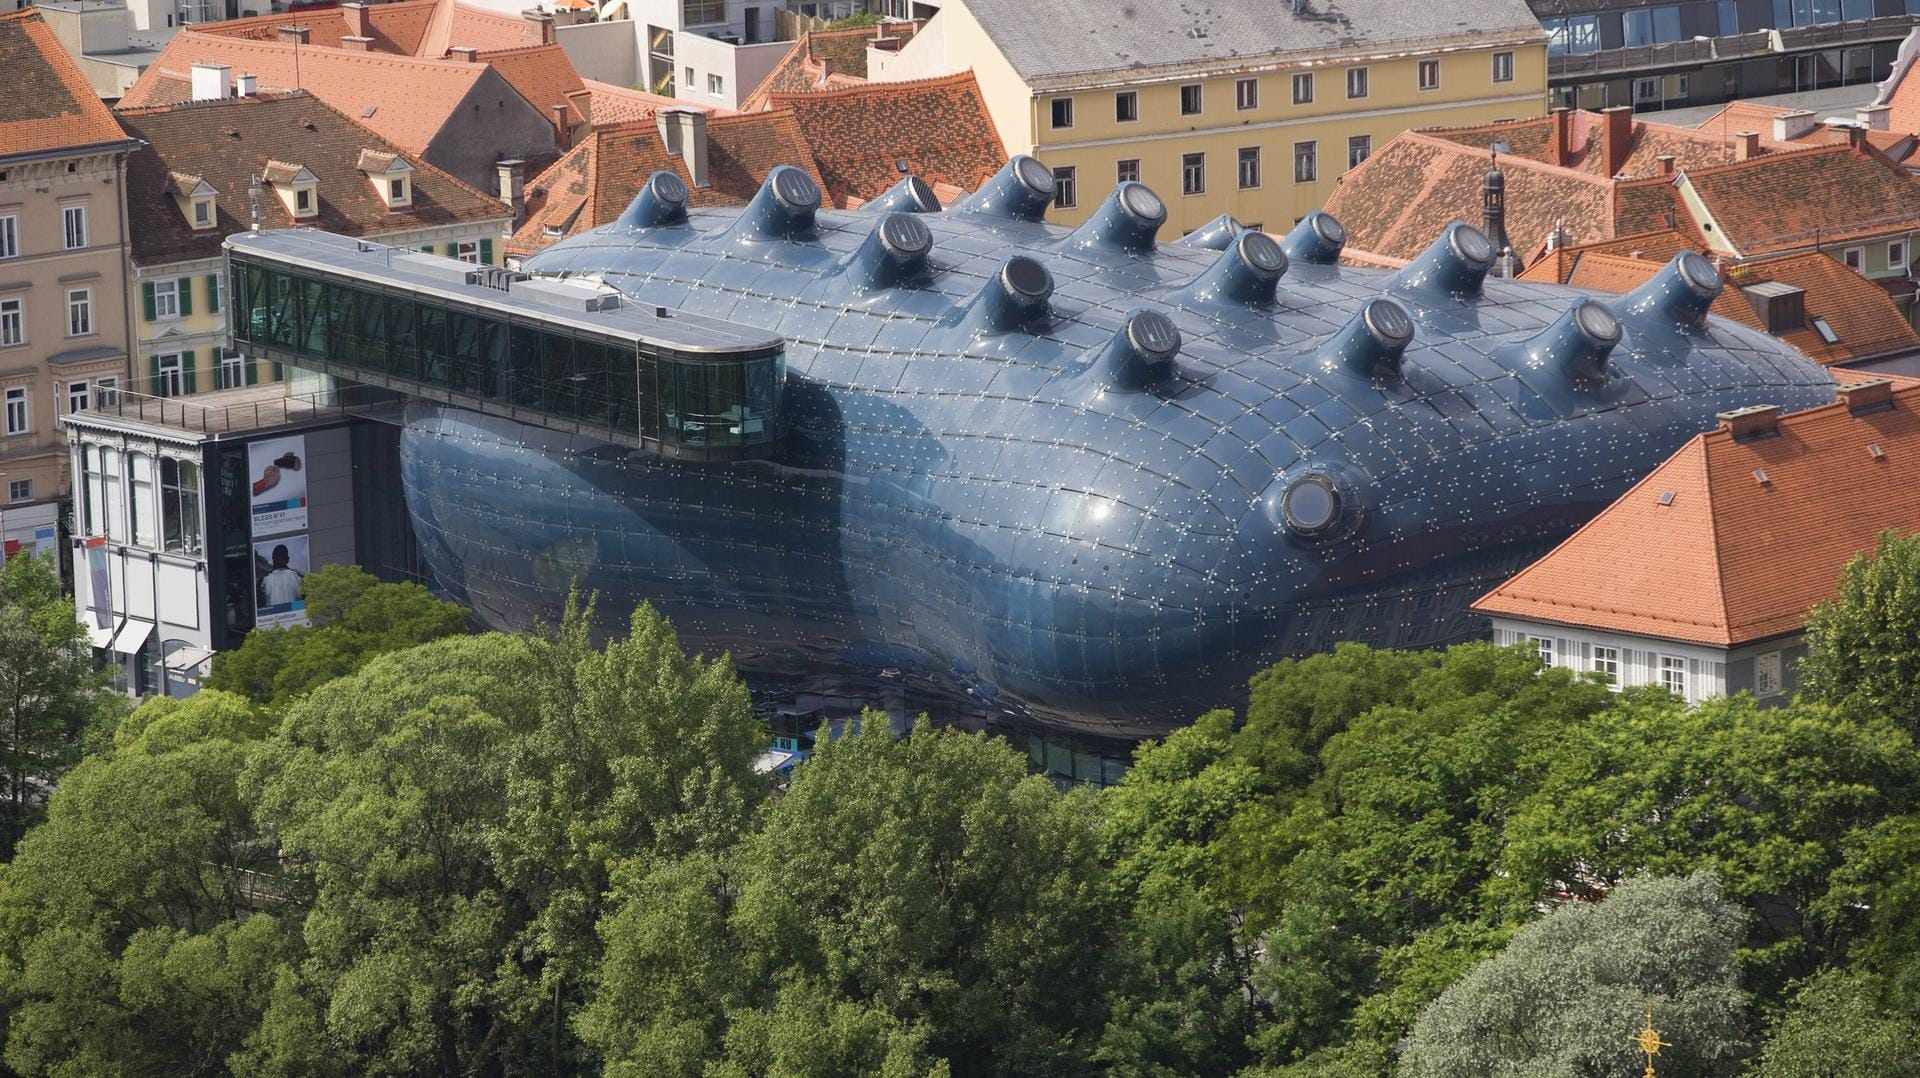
<box><xmin>70</xmin><ymin>384</ymin><xmax>396</xmax><ymax>437</ymax></box>
<box><xmin>1549</xmin><ymin>16</ymin><xmax>1919</xmax><ymax>80</ymax></box>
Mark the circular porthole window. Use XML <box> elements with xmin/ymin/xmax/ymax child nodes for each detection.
<box><xmin>1279</xmin><ymin>473</ymin><xmax>1342</xmax><ymax>536</ymax></box>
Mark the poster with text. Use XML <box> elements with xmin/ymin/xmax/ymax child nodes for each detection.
<box><xmin>254</xmin><ymin>534</ymin><xmax>310</xmax><ymax>629</ymax></box>
<box><xmin>247</xmin><ymin>435</ymin><xmax>308</xmax><ymax>536</ymax></box>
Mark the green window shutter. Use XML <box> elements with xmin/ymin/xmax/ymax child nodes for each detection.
<box><xmin>141</xmin><ymin>282</ymin><xmax>156</xmax><ymax>322</ymax></box>
<box><xmin>420</xmin><ymin>245</ymin><xmax>433</xmax><ymax>254</ymax></box>
<box><xmin>147</xmin><ymin>353</ymin><xmax>160</xmax><ymax>392</ymax></box>
<box><xmin>176</xmin><ymin>276</ymin><xmax>193</xmax><ymax>317</ymax></box>
<box><xmin>480</xmin><ymin>238</ymin><xmax>494</xmax><ymax>264</ymax></box>
<box><xmin>245</xmin><ymin>355</ymin><xmax>259</xmax><ymax>385</ymax></box>
<box><xmin>181</xmin><ymin>350</ymin><xmax>196</xmax><ymax>394</ymax></box>
<box><xmin>207</xmin><ymin>274</ymin><xmax>220</xmax><ymax>313</ymax></box>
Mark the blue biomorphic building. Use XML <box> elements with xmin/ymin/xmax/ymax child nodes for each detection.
<box><xmin>228</xmin><ymin>157</ymin><xmax>1836</xmax><ymax>738</ymax></box>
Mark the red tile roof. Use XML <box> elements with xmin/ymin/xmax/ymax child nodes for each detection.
<box><xmin>1475</xmin><ymin>381</ymin><xmax>1920</xmax><ymax>646</ymax></box>
<box><xmin>475</xmin><ymin>44</ymin><xmax>585</xmax><ymax>130</ymax></box>
<box><xmin>743</xmin><ymin>20</ymin><xmax>926</xmax><ymax>111</ymax></box>
<box><xmin>572</xmin><ymin>79</ymin><xmax>707</xmax><ymax>127</ymax></box>
<box><xmin>195</xmin><ymin>0</ymin><xmax>535</xmax><ymax>57</ymax></box>
<box><xmin>1678</xmin><ymin>142</ymin><xmax>1920</xmax><ymax>257</ymax></box>
<box><xmin>0</xmin><ymin>9</ymin><xmax>135</xmax><ymax>161</ymax></box>
<box><xmin>507</xmin><ymin>110</ymin><xmax>824</xmax><ymax>256</ymax></box>
<box><xmin>764</xmin><ymin>73</ymin><xmax>1006</xmax><ymax>209</ymax></box>
<box><xmin>117</xmin><ymin>91</ymin><xmax>507</xmax><ymax>266</ymax></box>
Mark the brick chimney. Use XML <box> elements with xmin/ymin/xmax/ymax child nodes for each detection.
<box><xmin>342</xmin><ymin>1</ymin><xmax>369</xmax><ymax>39</ymax></box>
<box><xmin>449</xmin><ymin>46</ymin><xmax>480</xmax><ymax>61</ymax></box>
<box><xmin>1549</xmin><ymin>107</ymin><xmax>1572</xmax><ymax>168</ymax></box>
<box><xmin>1773</xmin><ymin>108</ymin><xmax>1818</xmax><ymax>141</ymax></box>
<box><xmin>190</xmin><ymin>61</ymin><xmax>232</xmax><ymax>101</ymax></box>
<box><xmin>522</xmin><ymin>9</ymin><xmax>555</xmax><ymax>46</ymax></box>
<box><xmin>1859</xmin><ymin>104</ymin><xmax>1893</xmax><ymax>131</ymax></box>
<box><xmin>1734</xmin><ymin>131</ymin><xmax>1760</xmax><ymax>161</ymax></box>
<box><xmin>1718</xmin><ymin>403</ymin><xmax>1781</xmax><ymax>441</ymax></box>
<box><xmin>656</xmin><ymin>108</ymin><xmax>709</xmax><ymax>188</ymax></box>
<box><xmin>1600</xmin><ymin>105</ymin><xmax>1633</xmax><ymax>177</ymax></box>
<box><xmin>1655</xmin><ymin>154</ymin><xmax>1675</xmax><ymax>177</ymax></box>
<box><xmin>497</xmin><ymin>159</ymin><xmax>526</xmax><ymax>224</ymax></box>
<box><xmin>276</xmin><ymin>25</ymin><xmax>310</xmax><ymax>45</ymax></box>
<box><xmin>1848</xmin><ymin>123</ymin><xmax>1869</xmax><ymax>151</ymax></box>
<box><xmin>341</xmin><ymin>36</ymin><xmax>373</xmax><ymax>51</ymax></box>
<box><xmin>1839</xmin><ymin>377</ymin><xmax>1896</xmax><ymax>414</ymax></box>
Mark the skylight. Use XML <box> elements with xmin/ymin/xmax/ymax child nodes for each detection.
<box><xmin>1812</xmin><ymin>317</ymin><xmax>1839</xmax><ymax>345</ymax></box>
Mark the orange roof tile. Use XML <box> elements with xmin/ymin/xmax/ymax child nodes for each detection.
<box><xmin>1679</xmin><ymin>142</ymin><xmax>1920</xmax><ymax>257</ymax></box>
<box><xmin>1476</xmin><ymin>382</ymin><xmax>1920</xmax><ymax>646</ymax></box>
<box><xmin>0</xmin><ymin>9</ymin><xmax>135</xmax><ymax>161</ymax></box>
<box><xmin>475</xmin><ymin>43</ymin><xmax>585</xmax><ymax>130</ymax></box>
<box><xmin>196</xmin><ymin>0</ymin><xmax>535</xmax><ymax>57</ymax></box>
<box><xmin>765</xmin><ymin>73</ymin><xmax>1006</xmax><ymax>209</ymax></box>
<box><xmin>574</xmin><ymin>79</ymin><xmax>709</xmax><ymax>127</ymax></box>
<box><xmin>743</xmin><ymin>20</ymin><xmax>926</xmax><ymax>111</ymax></box>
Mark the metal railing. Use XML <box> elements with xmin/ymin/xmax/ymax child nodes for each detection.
<box><xmin>75</xmin><ymin>384</ymin><xmax>398</xmax><ymax>436</ymax></box>
<box><xmin>1548</xmin><ymin>16</ymin><xmax>1918</xmax><ymax>80</ymax></box>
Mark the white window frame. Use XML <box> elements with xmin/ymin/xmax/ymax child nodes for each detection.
<box><xmin>1755</xmin><ymin>650</ymin><xmax>1783</xmax><ymax>697</ymax></box>
<box><xmin>457</xmin><ymin>240</ymin><xmax>480</xmax><ymax>264</ymax></box>
<box><xmin>0</xmin><ymin>296</ymin><xmax>20</xmax><ymax>348</ymax></box>
<box><xmin>1346</xmin><ymin>66</ymin><xmax>1369</xmax><ymax>99</ymax></box>
<box><xmin>1293</xmin><ymin>140</ymin><xmax>1317</xmax><ymax>183</ymax></box>
<box><xmin>1660</xmin><ymin>654</ymin><xmax>1688</xmax><ymax>697</ymax></box>
<box><xmin>1236</xmin><ymin>146</ymin><xmax>1260</xmax><ymax>189</ymax></box>
<box><xmin>1591</xmin><ymin>645</ymin><xmax>1620</xmax><ymax>686</ymax></box>
<box><xmin>1179</xmin><ymin>83</ymin><xmax>1202</xmax><ymax>115</ymax></box>
<box><xmin>1235</xmin><ymin>77</ymin><xmax>1258</xmax><ymax>110</ymax></box>
<box><xmin>1526</xmin><ymin>634</ymin><xmax>1555</xmax><ymax>667</ymax></box>
<box><xmin>1114</xmin><ymin>91</ymin><xmax>1138</xmax><ymax>123</ymax></box>
<box><xmin>1116</xmin><ymin>158</ymin><xmax>1140</xmax><ymax>184</ymax></box>
<box><xmin>6</xmin><ymin>478</ymin><xmax>29</xmax><ymax>503</ymax></box>
<box><xmin>1292</xmin><ymin>72</ymin><xmax>1313</xmax><ymax>105</ymax></box>
<box><xmin>152</xmin><ymin>278</ymin><xmax>180</xmax><ymax>320</ymax></box>
<box><xmin>1889</xmin><ymin>238</ymin><xmax>1908</xmax><ymax>270</ymax></box>
<box><xmin>1050</xmin><ymin>96</ymin><xmax>1074</xmax><ymax>129</ymax></box>
<box><xmin>0</xmin><ymin>214</ymin><xmax>16</xmax><ymax>260</ymax></box>
<box><xmin>1348</xmin><ymin>134</ymin><xmax>1371</xmax><ymax>170</ymax></box>
<box><xmin>1844</xmin><ymin>246</ymin><xmax>1865</xmax><ymax>271</ymax></box>
<box><xmin>66</xmin><ymin>379</ymin><xmax>88</xmax><ymax>414</ymax></box>
<box><xmin>62</xmin><ymin>203</ymin><xmax>87</xmax><ymax>250</ymax></box>
<box><xmin>1493</xmin><ymin>50</ymin><xmax>1515</xmax><ymax>83</ymax></box>
<box><xmin>706</xmin><ymin>72</ymin><xmax>724</xmax><ymax>97</ymax></box>
<box><xmin>3</xmin><ymin>386</ymin><xmax>25</xmax><ymax>436</ymax></box>
<box><xmin>1418</xmin><ymin>59</ymin><xmax>1441</xmax><ymax>91</ymax></box>
<box><xmin>155</xmin><ymin>353</ymin><xmax>184</xmax><ymax>398</ymax></box>
<box><xmin>67</xmin><ymin>288</ymin><xmax>92</xmax><ymax>337</ymax></box>
<box><xmin>1181</xmin><ymin>152</ymin><xmax>1205</xmax><ymax>195</ymax></box>
<box><xmin>95</xmin><ymin>376</ymin><xmax>118</xmax><ymax>408</ymax></box>
<box><xmin>1052</xmin><ymin>166</ymin><xmax>1077</xmax><ymax>208</ymax></box>
<box><xmin>192</xmin><ymin>198</ymin><xmax>213</xmax><ymax>228</ymax></box>
<box><xmin>218</xmin><ymin>348</ymin><xmax>245</xmax><ymax>390</ymax></box>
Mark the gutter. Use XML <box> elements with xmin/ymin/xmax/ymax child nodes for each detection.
<box><xmin>0</xmin><ymin>137</ymin><xmax>144</xmax><ymax>169</ymax></box>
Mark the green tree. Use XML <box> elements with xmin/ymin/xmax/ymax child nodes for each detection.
<box><xmin>1400</xmin><ymin>872</ymin><xmax>1750</xmax><ymax>1078</ymax></box>
<box><xmin>0</xmin><ymin>551</ymin><xmax>114</xmax><ymax>855</ymax></box>
<box><xmin>0</xmin><ymin>690</ymin><xmax>283</xmax><ymax>1075</ymax></box>
<box><xmin>206</xmin><ymin>564</ymin><xmax>467</xmax><ymax>707</ymax></box>
<box><xmin>1754</xmin><ymin>968</ymin><xmax>1920</xmax><ymax>1078</ymax></box>
<box><xmin>1800</xmin><ymin>530</ymin><xmax>1920</xmax><ymax>729</ymax></box>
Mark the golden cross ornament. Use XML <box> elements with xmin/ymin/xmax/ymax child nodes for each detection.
<box><xmin>1632</xmin><ymin>1007</ymin><xmax>1670</xmax><ymax>1078</ymax></box>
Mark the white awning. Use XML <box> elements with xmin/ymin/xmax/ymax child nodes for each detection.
<box><xmin>83</xmin><ymin>617</ymin><xmax>118</xmax><ymax>650</ymax></box>
<box><xmin>108</xmin><ymin>617</ymin><xmax>154</xmax><ymax>657</ymax></box>
<box><xmin>162</xmin><ymin>645</ymin><xmax>214</xmax><ymax>672</ymax></box>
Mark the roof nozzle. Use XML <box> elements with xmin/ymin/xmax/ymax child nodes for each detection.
<box><xmin>1621</xmin><ymin>251</ymin><xmax>1723</xmax><ymax>329</ymax></box>
<box><xmin>1097</xmin><ymin>310</ymin><xmax>1181</xmax><ymax>392</ymax></box>
<box><xmin>1067</xmin><ymin>181</ymin><xmax>1167</xmax><ymax>252</ymax></box>
<box><xmin>846</xmin><ymin>213</ymin><xmax>933</xmax><ymax>290</ymax></box>
<box><xmin>1322</xmin><ymin>297</ymin><xmax>1414</xmax><ymax>380</ymax></box>
<box><xmin>1179</xmin><ymin>213</ymin><xmax>1244</xmax><ymax>251</ymax></box>
<box><xmin>951</xmin><ymin>154</ymin><xmax>1055</xmax><ymax>222</ymax></box>
<box><xmin>863</xmin><ymin>173</ymin><xmax>942</xmax><ymax>214</ymax></box>
<box><xmin>1281</xmin><ymin>210</ymin><xmax>1346</xmax><ymax>265</ymax></box>
<box><xmin>1181</xmin><ymin>230</ymin><xmax>1287</xmax><ymax>307</ymax></box>
<box><xmin>733</xmin><ymin>165</ymin><xmax>821</xmax><ymax>240</ymax></box>
<box><xmin>972</xmin><ymin>255</ymin><xmax>1053</xmax><ymax>332</ymax></box>
<box><xmin>614</xmin><ymin>170</ymin><xmax>690</xmax><ymax>229</ymax></box>
<box><xmin>1527</xmin><ymin>299</ymin><xmax>1623</xmax><ymax>385</ymax></box>
<box><xmin>1391</xmin><ymin>221</ymin><xmax>1496</xmax><ymax>298</ymax></box>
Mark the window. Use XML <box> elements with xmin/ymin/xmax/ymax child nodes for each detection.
<box><xmin>684</xmin><ymin>65</ymin><xmax>694</xmax><ymax>86</ymax></box>
<box><xmin>1635</xmin><ymin>77</ymin><xmax>1662</xmax><ymax>104</ymax></box>
<box><xmin>161</xmin><ymin>457</ymin><xmax>202</xmax><ymax>556</ymax></box>
<box><xmin>1660</xmin><ymin>655</ymin><xmax>1688</xmax><ymax>697</ymax></box>
<box><xmin>1348</xmin><ymin>135</ymin><xmax>1371</xmax><ymax>169</ymax></box>
<box><xmin>1235</xmin><ymin>77</ymin><xmax>1257</xmax><ymax>110</ymax></box>
<box><xmin>192</xmin><ymin>199</ymin><xmax>211</xmax><ymax>227</ymax></box>
<box><xmin>294</xmin><ymin>188</ymin><xmax>312</xmax><ymax>214</ymax></box>
<box><xmin>1237</xmin><ymin>146</ymin><xmax>1260</xmax><ymax>189</ymax></box>
<box><xmin>1526</xmin><ymin>635</ymin><xmax>1555</xmax><ymax>666</ymax></box>
<box><xmin>1180</xmin><ymin>84</ymin><xmax>1202</xmax><ymax>115</ymax></box>
<box><xmin>1592</xmin><ymin>645</ymin><xmax>1620</xmax><ymax>686</ymax></box>
<box><xmin>390</xmin><ymin>178</ymin><xmax>407</xmax><ymax>202</ymax></box>
<box><xmin>1050</xmin><ymin>97</ymin><xmax>1074</xmax><ymax>128</ymax></box>
<box><xmin>707</xmin><ymin>72</ymin><xmax>723</xmax><ymax>96</ymax></box>
<box><xmin>1844</xmin><ymin>246</ymin><xmax>1865</xmax><ymax>271</ymax></box>
<box><xmin>1493</xmin><ymin>51</ymin><xmax>1514</xmax><ymax>83</ymax></box>
<box><xmin>1890</xmin><ymin>238</ymin><xmax>1909</xmax><ymax>270</ymax></box>
<box><xmin>1181</xmin><ymin>152</ymin><xmax>1205</xmax><ymax>195</ymax></box>
<box><xmin>66</xmin><ymin>379</ymin><xmax>88</xmax><ymax>414</ymax></box>
<box><xmin>0</xmin><ymin>214</ymin><xmax>15</xmax><ymax>259</ymax></box>
<box><xmin>153</xmin><ymin>278</ymin><xmax>179</xmax><ymax>320</ymax></box>
<box><xmin>0</xmin><ymin>297</ymin><xmax>19</xmax><ymax>347</ymax></box>
<box><xmin>68</xmin><ymin>288</ymin><xmax>91</xmax><ymax>337</ymax></box>
<box><xmin>95</xmin><ymin>376</ymin><xmax>117</xmax><ymax>408</ymax></box>
<box><xmin>682</xmin><ymin>0</ymin><xmax>724</xmax><ymax>23</ymax></box>
<box><xmin>1293</xmin><ymin>140</ymin><xmax>1317</xmax><ymax>183</ymax></box>
<box><xmin>1718</xmin><ymin>0</ymin><xmax>1740</xmax><ymax>34</ymax></box>
<box><xmin>3</xmin><ymin>387</ymin><xmax>24</xmax><ymax>435</ymax></box>
<box><xmin>1115</xmin><ymin>91</ymin><xmax>1138</xmax><ymax>122</ymax></box>
<box><xmin>1117</xmin><ymin>158</ymin><xmax>1140</xmax><ymax>184</ymax></box>
<box><xmin>218</xmin><ymin>348</ymin><xmax>245</xmax><ymax>389</ymax></box>
<box><xmin>1625</xmin><ymin>6</ymin><xmax>1685</xmax><ymax>45</ymax></box>
<box><xmin>155</xmin><ymin>354</ymin><xmax>184</xmax><ymax>398</ymax></box>
<box><xmin>6</xmin><ymin>479</ymin><xmax>28</xmax><ymax>503</ymax></box>
<box><xmin>1418</xmin><ymin>59</ymin><xmax>1440</xmax><ymax>91</ymax></box>
<box><xmin>1052</xmin><ymin>166</ymin><xmax>1077</xmax><ymax>209</ymax></box>
<box><xmin>62</xmin><ymin>204</ymin><xmax>86</xmax><ymax>250</ymax></box>
<box><xmin>1292</xmin><ymin>72</ymin><xmax>1312</xmax><ymax>104</ymax></box>
<box><xmin>1756</xmin><ymin>651</ymin><xmax>1783</xmax><ymax>697</ymax></box>
<box><xmin>1547</xmin><ymin>14</ymin><xmax>1601</xmax><ymax>54</ymax></box>
<box><xmin>457</xmin><ymin>240</ymin><xmax>480</xmax><ymax>264</ymax></box>
<box><xmin>1346</xmin><ymin>66</ymin><xmax>1368</xmax><ymax>99</ymax></box>
<box><xmin>83</xmin><ymin>445</ymin><xmax>102</xmax><ymax>536</ymax></box>
<box><xmin>129</xmin><ymin>453</ymin><xmax>155</xmax><ymax>548</ymax></box>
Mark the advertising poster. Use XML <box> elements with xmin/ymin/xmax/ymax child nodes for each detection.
<box><xmin>84</xmin><ymin>536</ymin><xmax>111</xmax><ymax>631</ymax></box>
<box><xmin>247</xmin><ymin>435</ymin><xmax>308</xmax><ymax>536</ymax></box>
<box><xmin>254</xmin><ymin>534</ymin><xmax>310</xmax><ymax>629</ymax></box>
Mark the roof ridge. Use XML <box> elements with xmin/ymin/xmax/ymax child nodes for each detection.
<box><xmin>767</xmin><ymin>70</ymin><xmax>979</xmax><ymax>103</ymax></box>
<box><xmin>1399</xmin><ymin>130</ymin><xmax>1611</xmax><ymax>185</ymax></box>
<box><xmin>1677</xmin><ymin>139</ymin><xmax>1851</xmax><ymax>179</ymax></box>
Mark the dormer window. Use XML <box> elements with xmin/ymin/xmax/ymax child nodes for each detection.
<box><xmin>390</xmin><ymin>177</ymin><xmax>406</xmax><ymax>202</ymax></box>
<box><xmin>263</xmin><ymin>159</ymin><xmax>319</xmax><ymax>220</ymax></box>
<box><xmin>295</xmin><ymin>188</ymin><xmax>312</xmax><ymax>213</ymax></box>
<box><xmin>356</xmin><ymin>148</ymin><xmax>414</xmax><ymax>209</ymax></box>
<box><xmin>192</xmin><ymin>198</ymin><xmax>212</xmax><ymax>227</ymax></box>
<box><xmin>168</xmin><ymin>172</ymin><xmax>218</xmax><ymax>230</ymax></box>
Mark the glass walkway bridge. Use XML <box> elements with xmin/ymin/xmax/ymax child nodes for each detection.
<box><xmin>225</xmin><ymin>230</ymin><xmax>787</xmax><ymax>459</ymax></box>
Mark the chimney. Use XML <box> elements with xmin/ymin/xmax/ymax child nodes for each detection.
<box><xmin>656</xmin><ymin>108</ymin><xmax>709</xmax><ymax>188</ymax></box>
<box><xmin>497</xmin><ymin>158</ymin><xmax>526</xmax><ymax>224</ymax></box>
<box><xmin>1718</xmin><ymin>403</ymin><xmax>1782</xmax><ymax>441</ymax></box>
<box><xmin>277</xmin><ymin>25</ymin><xmax>310</xmax><ymax>45</ymax></box>
<box><xmin>1773</xmin><ymin>108</ymin><xmax>1818</xmax><ymax>141</ymax></box>
<box><xmin>1848</xmin><ymin>123</ymin><xmax>1869</xmax><ymax>151</ymax></box>
<box><xmin>552</xmin><ymin>103</ymin><xmax>572</xmax><ymax>149</ymax></box>
<box><xmin>523</xmin><ymin>9</ymin><xmax>555</xmax><ymax>46</ymax></box>
<box><xmin>342</xmin><ymin>0</ymin><xmax>369</xmax><ymax>38</ymax></box>
<box><xmin>1839</xmin><ymin>377</ymin><xmax>1896</xmax><ymax>414</ymax></box>
<box><xmin>1655</xmin><ymin>153</ymin><xmax>1675</xmax><ymax>177</ymax></box>
<box><xmin>449</xmin><ymin>46</ymin><xmax>480</xmax><ymax>61</ymax></box>
<box><xmin>1549</xmin><ymin>107</ymin><xmax>1572</xmax><ymax>168</ymax></box>
<box><xmin>1600</xmin><ymin>106</ymin><xmax>1633</xmax><ymax>178</ymax></box>
<box><xmin>235</xmin><ymin>71</ymin><xmax>257</xmax><ymax>96</ymax></box>
<box><xmin>190</xmin><ymin>61</ymin><xmax>232</xmax><ymax>102</ymax></box>
<box><xmin>1859</xmin><ymin>104</ymin><xmax>1893</xmax><ymax>131</ymax></box>
<box><xmin>341</xmin><ymin>36</ymin><xmax>373</xmax><ymax>51</ymax></box>
<box><xmin>1734</xmin><ymin>131</ymin><xmax>1761</xmax><ymax>161</ymax></box>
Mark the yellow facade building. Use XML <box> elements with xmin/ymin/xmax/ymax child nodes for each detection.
<box><xmin>873</xmin><ymin>0</ymin><xmax>1549</xmax><ymax>235</ymax></box>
